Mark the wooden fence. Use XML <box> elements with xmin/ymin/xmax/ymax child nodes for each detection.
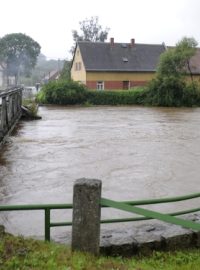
<box><xmin>0</xmin><ymin>87</ymin><xmax>22</xmax><ymax>144</ymax></box>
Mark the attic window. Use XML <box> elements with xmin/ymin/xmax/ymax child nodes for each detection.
<box><xmin>121</xmin><ymin>43</ymin><xmax>127</xmax><ymax>48</ymax></box>
<box><xmin>122</xmin><ymin>57</ymin><xmax>128</xmax><ymax>62</ymax></box>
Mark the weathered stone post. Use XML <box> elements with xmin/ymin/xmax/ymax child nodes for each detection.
<box><xmin>72</xmin><ymin>178</ymin><xmax>102</xmax><ymax>256</ymax></box>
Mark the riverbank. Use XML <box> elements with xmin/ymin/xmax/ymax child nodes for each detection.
<box><xmin>1</xmin><ymin>227</ymin><xmax>200</xmax><ymax>270</ymax></box>
<box><xmin>36</xmin><ymin>79</ymin><xmax>200</xmax><ymax>107</ymax></box>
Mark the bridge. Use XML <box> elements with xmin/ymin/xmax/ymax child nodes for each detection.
<box><xmin>0</xmin><ymin>87</ymin><xmax>22</xmax><ymax>145</ymax></box>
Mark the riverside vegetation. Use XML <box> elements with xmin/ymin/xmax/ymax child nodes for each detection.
<box><xmin>36</xmin><ymin>79</ymin><xmax>200</xmax><ymax>107</ymax></box>
<box><xmin>36</xmin><ymin>37</ymin><xmax>200</xmax><ymax>107</ymax></box>
<box><xmin>1</xmin><ymin>232</ymin><xmax>200</xmax><ymax>270</ymax></box>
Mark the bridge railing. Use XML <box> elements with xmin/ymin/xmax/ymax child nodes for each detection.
<box><xmin>0</xmin><ymin>87</ymin><xmax>22</xmax><ymax>142</ymax></box>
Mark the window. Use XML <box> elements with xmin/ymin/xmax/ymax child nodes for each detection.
<box><xmin>75</xmin><ymin>62</ymin><xmax>82</xmax><ymax>71</ymax></box>
<box><xmin>122</xmin><ymin>57</ymin><xmax>128</xmax><ymax>62</ymax></box>
<box><xmin>123</xmin><ymin>81</ymin><xmax>130</xmax><ymax>90</ymax></box>
<box><xmin>97</xmin><ymin>81</ymin><xmax>104</xmax><ymax>90</ymax></box>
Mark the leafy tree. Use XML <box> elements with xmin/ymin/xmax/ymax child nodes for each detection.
<box><xmin>71</xmin><ymin>16</ymin><xmax>110</xmax><ymax>54</ymax></box>
<box><xmin>147</xmin><ymin>37</ymin><xmax>198</xmax><ymax>106</ymax></box>
<box><xmin>158</xmin><ymin>37</ymin><xmax>197</xmax><ymax>80</ymax></box>
<box><xmin>0</xmin><ymin>33</ymin><xmax>41</xmax><ymax>85</ymax></box>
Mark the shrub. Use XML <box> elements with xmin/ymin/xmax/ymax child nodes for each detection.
<box><xmin>87</xmin><ymin>88</ymin><xmax>147</xmax><ymax>105</ymax></box>
<box><xmin>182</xmin><ymin>82</ymin><xmax>200</xmax><ymax>106</ymax></box>
<box><xmin>36</xmin><ymin>80</ymin><xmax>88</xmax><ymax>105</ymax></box>
<box><xmin>146</xmin><ymin>76</ymin><xmax>186</xmax><ymax>106</ymax></box>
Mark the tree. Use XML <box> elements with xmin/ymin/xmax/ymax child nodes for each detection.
<box><xmin>71</xmin><ymin>16</ymin><xmax>110</xmax><ymax>54</ymax></box>
<box><xmin>0</xmin><ymin>33</ymin><xmax>41</xmax><ymax>85</ymax></box>
<box><xmin>158</xmin><ymin>37</ymin><xmax>197</xmax><ymax>80</ymax></box>
<box><xmin>148</xmin><ymin>37</ymin><xmax>198</xmax><ymax>106</ymax></box>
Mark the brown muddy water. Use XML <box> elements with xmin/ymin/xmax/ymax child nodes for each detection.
<box><xmin>0</xmin><ymin>105</ymin><xmax>200</xmax><ymax>241</ymax></box>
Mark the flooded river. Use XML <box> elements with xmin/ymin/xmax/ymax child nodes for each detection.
<box><xmin>0</xmin><ymin>105</ymin><xmax>200</xmax><ymax>241</ymax></box>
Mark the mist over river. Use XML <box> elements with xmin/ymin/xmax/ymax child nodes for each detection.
<box><xmin>0</xmin><ymin>105</ymin><xmax>200</xmax><ymax>241</ymax></box>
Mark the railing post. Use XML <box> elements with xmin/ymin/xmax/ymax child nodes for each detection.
<box><xmin>72</xmin><ymin>178</ymin><xmax>102</xmax><ymax>256</ymax></box>
<box><xmin>1</xmin><ymin>97</ymin><xmax>8</xmax><ymax>131</ymax></box>
<box><xmin>44</xmin><ymin>208</ymin><xmax>50</xmax><ymax>241</ymax></box>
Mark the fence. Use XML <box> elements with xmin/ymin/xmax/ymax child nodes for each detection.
<box><xmin>0</xmin><ymin>87</ymin><xmax>22</xmax><ymax>143</ymax></box>
<box><xmin>0</xmin><ymin>178</ymin><xmax>200</xmax><ymax>255</ymax></box>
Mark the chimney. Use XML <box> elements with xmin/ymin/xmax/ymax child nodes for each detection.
<box><xmin>110</xmin><ymin>37</ymin><xmax>114</xmax><ymax>48</ymax></box>
<box><xmin>130</xmin><ymin>38</ymin><xmax>135</xmax><ymax>48</ymax></box>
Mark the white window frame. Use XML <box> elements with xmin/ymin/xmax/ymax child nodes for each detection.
<box><xmin>97</xmin><ymin>81</ymin><xmax>104</xmax><ymax>90</ymax></box>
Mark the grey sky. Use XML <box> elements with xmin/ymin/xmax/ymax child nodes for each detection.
<box><xmin>1</xmin><ymin>0</ymin><xmax>200</xmax><ymax>60</ymax></box>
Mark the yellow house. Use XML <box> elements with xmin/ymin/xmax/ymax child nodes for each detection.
<box><xmin>71</xmin><ymin>38</ymin><xmax>166</xmax><ymax>90</ymax></box>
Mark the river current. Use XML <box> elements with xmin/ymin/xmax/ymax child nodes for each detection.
<box><xmin>0</xmin><ymin>105</ymin><xmax>200</xmax><ymax>241</ymax></box>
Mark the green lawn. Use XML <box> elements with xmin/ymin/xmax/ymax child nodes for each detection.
<box><xmin>0</xmin><ymin>234</ymin><xmax>200</xmax><ymax>270</ymax></box>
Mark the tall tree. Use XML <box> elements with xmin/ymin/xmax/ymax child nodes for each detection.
<box><xmin>71</xmin><ymin>16</ymin><xmax>109</xmax><ymax>54</ymax></box>
<box><xmin>0</xmin><ymin>33</ymin><xmax>41</xmax><ymax>85</ymax></box>
<box><xmin>148</xmin><ymin>37</ymin><xmax>198</xmax><ymax>106</ymax></box>
<box><xmin>158</xmin><ymin>37</ymin><xmax>197</xmax><ymax>79</ymax></box>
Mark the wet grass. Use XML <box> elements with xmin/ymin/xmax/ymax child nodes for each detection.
<box><xmin>1</xmin><ymin>234</ymin><xmax>200</xmax><ymax>269</ymax></box>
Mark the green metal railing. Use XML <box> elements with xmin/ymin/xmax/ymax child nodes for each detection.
<box><xmin>0</xmin><ymin>203</ymin><xmax>72</xmax><ymax>241</ymax></box>
<box><xmin>0</xmin><ymin>191</ymin><xmax>200</xmax><ymax>241</ymax></box>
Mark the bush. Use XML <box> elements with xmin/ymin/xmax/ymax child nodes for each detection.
<box><xmin>36</xmin><ymin>80</ymin><xmax>88</xmax><ymax>105</ymax></box>
<box><xmin>182</xmin><ymin>82</ymin><xmax>200</xmax><ymax>106</ymax></box>
<box><xmin>146</xmin><ymin>76</ymin><xmax>186</xmax><ymax>107</ymax></box>
<box><xmin>36</xmin><ymin>79</ymin><xmax>200</xmax><ymax>107</ymax></box>
<box><xmin>146</xmin><ymin>76</ymin><xmax>200</xmax><ymax>107</ymax></box>
<box><xmin>36</xmin><ymin>81</ymin><xmax>147</xmax><ymax>106</ymax></box>
<box><xmin>87</xmin><ymin>88</ymin><xmax>147</xmax><ymax>105</ymax></box>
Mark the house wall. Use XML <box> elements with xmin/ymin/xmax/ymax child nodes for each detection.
<box><xmin>71</xmin><ymin>46</ymin><xmax>86</xmax><ymax>83</ymax></box>
<box><xmin>86</xmin><ymin>71</ymin><xmax>156</xmax><ymax>89</ymax></box>
<box><xmin>186</xmin><ymin>74</ymin><xmax>200</xmax><ymax>82</ymax></box>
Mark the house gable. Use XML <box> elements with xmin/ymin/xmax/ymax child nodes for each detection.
<box><xmin>71</xmin><ymin>45</ymin><xmax>86</xmax><ymax>83</ymax></box>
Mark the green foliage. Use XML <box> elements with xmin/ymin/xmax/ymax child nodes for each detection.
<box><xmin>182</xmin><ymin>82</ymin><xmax>200</xmax><ymax>106</ymax></box>
<box><xmin>36</xmin><ymin>80</ymin><xmax>88</xmax><ymax>105</ymax></box>
<box><xmin>1</xmin><ymin>234</ymin><xmax>200</xmax><ymax>270</ymax></box>
<box><xmin>158</xmin><ymin>37</ymin><xmax>197</xmax><ymax>77</ymax></box>
<box><xmin>71</xmin><ymin>16</ymin><xmax>110</xmax><ymax>54</ymax></box>
<box><xmin>147</xmin><ymin>37</ymin><xmax>198</xmax><ymax>106</ymax></box>
<box><xmin>146</xmin><ymin>76</ymin><xmax>186</xmax><ymax>106</ymax></box>
<box><xmin>0</xmin><ymin>33</ymin><xmax>41</xmax><ymax>85</ymax></box>
<box><xmin>87</xmin><ymin>88</ymin><xmax>147</xmax><ymax>105</ymax></box>
<box><xmin>36</xmin><ymin>80</ymin><xmax>148</xmax><ymax>106</ymax></box>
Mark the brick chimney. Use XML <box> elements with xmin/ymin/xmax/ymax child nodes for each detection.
<box><xmin>130</xmin><ymin>38</ymin><xmax>135</xmax><ymax>48</ymax></box>
<box><xmin>110</xmin><ymin>37</ymin><xmax>114</xmax><ymax>48</ymax></box>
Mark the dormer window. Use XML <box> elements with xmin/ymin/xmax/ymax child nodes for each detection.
<box><xmin>122</xmin><ymin>57</ymin><xmax>128</xmax><ymax>62</ymax></box>
<box><xmin>121</xmin><ymin>43</ymin><xmax>127</xmax><ymax>48</ymax></box>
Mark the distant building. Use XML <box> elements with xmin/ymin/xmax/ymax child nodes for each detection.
<box><xmin>41</xmin><ymin>70</ymin><xmax>60</xmax><ymax>84</ymax></box>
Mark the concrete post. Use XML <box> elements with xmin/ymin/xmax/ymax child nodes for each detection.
<box><xmin>72</xmin><ymin>178</ymin><xmax>102</xmax><ymax>256</ymax></box>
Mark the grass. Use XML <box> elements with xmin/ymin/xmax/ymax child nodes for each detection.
<box><xmin>1</xmin><ymin>233</ymin><xmax>200</xmax><ymax>269</ymax></box>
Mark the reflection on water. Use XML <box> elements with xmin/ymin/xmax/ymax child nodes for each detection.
<box><xmin>1</xmin><ymin>105</ymin><xmax>200</xmax><ymax>240</ymax></box>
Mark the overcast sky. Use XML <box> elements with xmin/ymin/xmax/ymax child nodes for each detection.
<box><xmin>1</xmin><ymin>0</ymin><xmax>200</xmax><ymax>60</ymax></box>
